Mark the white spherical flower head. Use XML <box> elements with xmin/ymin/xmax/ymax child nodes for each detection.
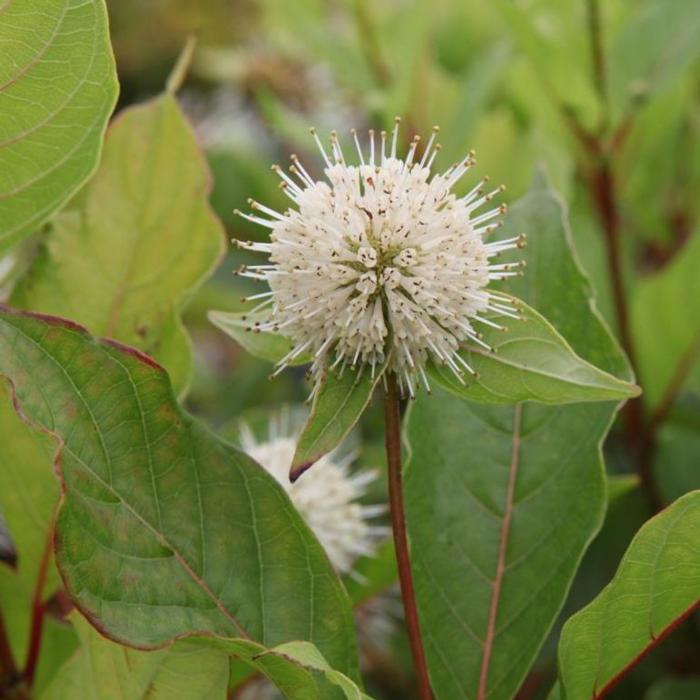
<box><xmin>236</xmin><ymin>119</ymin><xmax>525</xmax><ymax>397</ymax></box>
<box><xmin>240</xmin><ymin>420</ymin><xmax>386</xmax><ymax>574</ymax></box>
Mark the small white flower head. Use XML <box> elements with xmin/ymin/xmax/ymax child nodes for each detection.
<box><xmin>240</xmin><ymin>412</ymin><xmax>386</xmax><ymax>574</ymax></box>
<box><xmin>235</xmin><ymin>119</ymin><xmax>525</xmax><ymax>397</ymax></box>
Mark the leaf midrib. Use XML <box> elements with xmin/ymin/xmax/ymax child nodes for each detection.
<box><xmin>103</xmin><ymin>99</ymin><xmax>168</xmax><ymax>337</ymax></box>
<box><xmin>465</xmin><ymin>341</ymin><xmax>630</xmax><ymax>394</ymax></box>
<box><xmin>297</xmin><ymin>370</ymin><xmax>379</xmax><ymax>466</ymax></box>
<box><xmin>477</xmin><ymin>403</ymin><xmax>522</xmax><ymax>700</ymax></box>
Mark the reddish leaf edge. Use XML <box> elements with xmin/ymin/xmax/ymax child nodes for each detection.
<box><xmin>0</xmin><ymin>304</ymin><xmax>251</xmax><ymax>651</ymax></box>
<box><xmin>592</xmin><ymin>598</ymin><xmax>700</xmax><ymax>699</ymax></box>
<box><xmin>0</xmin><ymin>303</ymin><xmax>364</xmax><ymax>697</ymax></box>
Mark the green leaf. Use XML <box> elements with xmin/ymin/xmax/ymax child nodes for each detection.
<box><xmin>429</xmin><ymin>297</ymin><xmax>639</xmax><ymax>405</ymax></box>
<box><xmin>11</xmin><ymin>94</ymin><xmax>225</xmax><ymax>396</ymax></box>
<box><xmin>556</xmin><ymin>491</ymin><xmax>700</xmax><ymax>700</ymax></box>
<box><xmin>0</xmin><ymin>0</ymin><xmax>118</xmax><ymax>251</ymax></box>
<box><xmin>200</xmin><ymin>638</ymin><xmax>374</xmax><ymax>700</ymax></box>
<box><xmin>404</xmin><ymin>173</ymin><xmax>630</xmax><ymax>700</ymax></box>
<box><xmin>0</xmin><ymin>307</ymin><xmax>359</xmax><ymax>681</ymax></box>
<box><xmin>41</xmin><ymin>616</ymin><xmax>229</xmax><ymax>700</ymax></box>
<box><xmin>291</xmin><ymin>366</ymin><xmax>384</xmax><ymax>480</ymax></box>
<box><xmin>631</xmin><ymin>233</ymin><xmax>700</xmax><ymax>409</ymax></box>
<box><xmin>208</xmin><ymin>310</ymin><xmax>308</xmax><ymax>366</ymax></box>
<box><xmin>608</xmin><ymin>0</ymin><xmax>700</xmax><ymax>120</ymax></box>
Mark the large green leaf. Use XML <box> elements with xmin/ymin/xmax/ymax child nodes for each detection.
<box><xmin>0</xmin><ymin>0</ymin><xmax>117</xmax><ymax>250</ymax></box>
<box><xmin>608</xmin><ymin>0</ymin><xmax>700</xmax><ymax>121</ymax></box>
<box><xmin>404</xmin><ymin>173</ymin><xmax>630</xmax><ymax>700</ymax></box>
<box><xmin>11</xmin><ymin>94</ymin><xmax>225</xmax><ymax>395</ymax></box>
<box><xmin>556</xmin><ymin>491</ymin><xmax>700</xmax><ymax>700</ymax></box>
<box><xmin>41</xmin><ymin>616</ymin><xmax>229</xmax><ymax>700</ymax></box>
<box><xmin>291</xmin><ymin>365</ymin><xmax>385</xmax><ymax>480</ymax></box>
<box><xmin>0</xmin><ymin>306</ymin><xmax>359</xmax><ymax>683</ymax></box>
<box><xmin>429</xmin><ymin>297</ymin><xmax>638</xmax><ymax>405</ymax></box>
<box><xmin>631</xmin><ymin>233</ymin><xmax>700</xmax><ymax>409</ymax></box>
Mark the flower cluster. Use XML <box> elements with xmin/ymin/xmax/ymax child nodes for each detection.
<box><xmin>236</xmin><ymin>120</ymin><xmax>524</xmax><ymax>396</ymax></box>
<box><xmin>240</xmin><ymin>413</ymin><xmax>386</xmax><ymax>574</ymax></box>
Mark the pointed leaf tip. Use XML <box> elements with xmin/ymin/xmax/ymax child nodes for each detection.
<box><xmin>430</xmin><ymin>296</ymin><xmax>641</xmax><ymax>405</ymax></box>
<box><xmin>289</xmin><ymin>461</ymin><xmax>315</xmax><ymax>483</ymax></box>
<box><xmin>292</xmin><ymin>365</ymin><xmax>385</xmax><ymax>475</ymax></box>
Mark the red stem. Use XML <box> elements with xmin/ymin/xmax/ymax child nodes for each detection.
<box><xmin>383</xmin><ymin>374</ymin><xmax>433</xmax><ymax>700</ymax></box>
<box><xmin>0</xmin><ymin>607</ymin><xmax>18</xmax><ymax>684</ymax></box>
<box><xmin>586</xmin><ymin>153</ymin><xmax>662</xmax><ymax>512</ymax></box>
<box><xmin>22</xmin><ymin>528</ymin><xmax>53</xmax><ymax>688</ymax></box>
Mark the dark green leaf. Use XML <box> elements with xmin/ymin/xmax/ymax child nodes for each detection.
<box><xmin>404</xmin><ymin>173</ymin><xmax>630</xmax><ymax>700</ymax></box>
<box><xmin>291</xmin><ymin>366</ymin><xmax>384</xmax><ymax>480</ymax></box>
<box><xmin>654</xmin><ymin>396</ymin><xmax>700</xmax><ymax>503</ymax></box>
<box><xmin>0</xmin><ymin>307</ymin><xmax>359</xmax><ymax>681</ymax></box>
<box><xmin>0</xmin><ymin>0</ymin><xmax>117</xmax><ymax>250</ymax></box>
<box><xmin>556</xmin><ymin>491</ymin><xmax>700</xmax><ymax>700</ymax></box>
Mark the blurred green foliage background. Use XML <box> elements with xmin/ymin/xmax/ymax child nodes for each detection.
<box><xmin>102</xmin><ymin>1</ymin><xmax>700</xmax><ymax>698</ymax></box>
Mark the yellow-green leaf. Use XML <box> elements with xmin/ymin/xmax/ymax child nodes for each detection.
<box><xmin>11</xmin><ymin>95</ymin><xmax>225</xmax><ymax>395</ymax></box>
